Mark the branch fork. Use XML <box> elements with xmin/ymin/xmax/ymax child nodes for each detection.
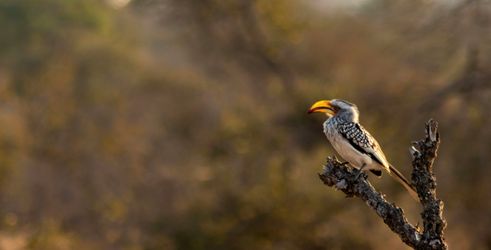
<box><xmin>318</xmin><ymin>119</ymin><xmax>447</xmax><ymax>249</ymax></box>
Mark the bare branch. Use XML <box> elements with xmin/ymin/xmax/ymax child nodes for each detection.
<box><xmin>411</xmin><ymin>119</ymin><xmax>447</xmax><ymax>249</ymax></box>
<box><xmin>318</xmin><ymin>120</ymin><xmax>447</xmax><ymax>249</ymax></box>
<box><xmin>319</xmin><ymin>157</ymin><xmax>421</xmax><ymax>248</ymax></box>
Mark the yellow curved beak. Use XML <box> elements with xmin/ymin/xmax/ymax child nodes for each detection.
<box><xmin>308</xmin><ymin>100</ymin><xmax>335</xmax><ymax>115</ymax></box>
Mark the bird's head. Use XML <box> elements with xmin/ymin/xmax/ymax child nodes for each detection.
<box><xmin>308</xmin><ymin>99</ymin><xmax>359</xmax><ymax>122</ymax></box>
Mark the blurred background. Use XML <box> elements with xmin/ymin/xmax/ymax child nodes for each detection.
<box><xmin>0</xmin><ymin>0</ymin><xmax>490</xmax><ymax>249</ymax></box>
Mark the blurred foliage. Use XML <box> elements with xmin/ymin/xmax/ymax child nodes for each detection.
<box><xmin>0</xmin><ymin>0</ymin><xmax>490</xmax><ymax>249</ymax></box>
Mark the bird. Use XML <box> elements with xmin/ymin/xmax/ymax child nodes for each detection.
<box><xmin>308</xmin><ymin>99</ymin><xmax>418</xmax><ymax>200</ymax></box>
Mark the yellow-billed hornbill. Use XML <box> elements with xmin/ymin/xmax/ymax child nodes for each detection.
<box><xmin>309</xmin><ymin>99</ymin><xmax>417</xmax><ymax>200</ymax></box>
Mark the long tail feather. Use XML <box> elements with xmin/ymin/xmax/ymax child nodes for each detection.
<box><xmin>388</xmin><ymin>164</ymin><xmax>418</xmax><ymax>201</ymax></box>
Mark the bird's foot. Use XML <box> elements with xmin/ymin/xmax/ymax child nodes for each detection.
<box><xmin>354</xmin><ymin>170</ymin><xmax>365</xmax><ymax>180</ymax></box>
<box><xmin>354</xmin><ymin>165</ymin><xmax>367</xmax><ymax>180</ymax></box>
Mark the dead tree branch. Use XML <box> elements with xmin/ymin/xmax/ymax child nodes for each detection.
<box><xmin>318</xmin><ymin>119</ymin><xmax>447</xmax><ymax>249</ymax></box>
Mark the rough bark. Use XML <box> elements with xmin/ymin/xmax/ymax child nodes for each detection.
<box><xmin>318</xmin><ymin>119</ymin><xmax>447</xmax><ymax>249</ymax></box>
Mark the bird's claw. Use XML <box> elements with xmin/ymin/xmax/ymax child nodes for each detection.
<box><xmin>354</xmin><ymin>169</ymin><xmax>366</xmax><ymax>180</ymax></box>
<box><xmin>354</xmin><ymin>164</ymin><xmax>367</xmax><ymax>180</ymax></box>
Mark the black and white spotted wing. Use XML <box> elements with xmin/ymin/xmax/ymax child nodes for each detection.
<box><xmin>336</xmin><ymin>121</ymin><xmax>389</xmax><ymax>171</ymax></box>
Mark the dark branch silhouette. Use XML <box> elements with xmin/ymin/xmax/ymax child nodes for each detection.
<box><xmin>318</xmin><ymin>119</ymin><xmax>447</xmax><ymax>249</ymax></box>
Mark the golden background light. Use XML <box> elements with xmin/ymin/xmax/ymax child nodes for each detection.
<box><xmin>106</xmin><ymin>0</ymin><xmax>131</xmax><ymax>9</ymax></box>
